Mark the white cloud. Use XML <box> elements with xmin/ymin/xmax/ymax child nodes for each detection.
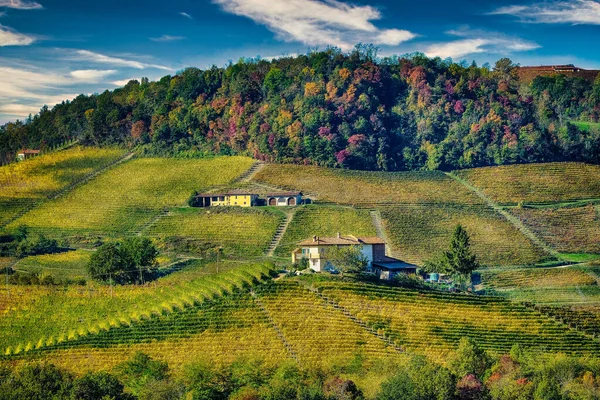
<box><xmin>212</xmin><ymin>0</ymin><xmax>417</xmax><ymax>51</ymax></box>
<box><xmin>112</xmin><ymin>77</ymin><xmax>138</xmax><ymax>86</ymax></box>
<box><xmin>150</xmin><ymin>35</ymin><xmax>185</xmax><ymax>42</ymax></box>
<box><xmin>0</xmin><ymin>24</ymin><xmax>34</xmax><ymax>46</ymax></box>
<box><xmin>425</xmin><ymin>29</ymin><xmax>540</xmax><ymax>60</ymax></box>
<box><xmin>491</xmin><ymin>0</ymin><xmax>600</xmax><ymax>25</ymax></box>
<box><xmin>179</xmin><ymin>12</ymin><xmax>192</xmax><ymax>19</ymax></box>
<box><xmin>69</xmin><ymin>50</ymin><xmax>172</xmax><ymax>71</ymax></box>
<box><xmin>0</xmin><ymin>0</ymin><xmax>42</xmax><ymax>10</ymax></box>
<box><xmin>0</xmin><ymin>103</ymin><xmax>41</xmax><ymax>116</ymax></box>
<box><xmin>70</xmin><ymin>69</ymin><xmax>117</xmax><ymax>82</ymax></box>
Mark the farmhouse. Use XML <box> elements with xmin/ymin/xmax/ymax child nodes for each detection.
<box><xmin>16</xmin><ymin>149</ymin><xmax>40</xmax><ymax>161</ymax></box>
<box><xmin>292</xmin><ymin>234</ymin><xmax>418</xmax><ymax>280</ymax></box>
<box><xmin>266</xmin><ymin>191</ymin><xmax>303</xmax><ymax>206</ymax></box>
<box><xmin>517</xmin><ymin>65</ymin><xmax>600</xmax><ymax>83</ymax></box>
<box><xmin>194</xmin><ymin>190</ymin><xmax>258</xmax><ymax>207</ymax></box>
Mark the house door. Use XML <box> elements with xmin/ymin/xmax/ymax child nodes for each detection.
<box><xmin>287</xmin><ymin>197</ymin><xmax>296</xmax><ymax>206</ymax></box>
<box><xmin>269</xmin><ymin>198</ymin><xmax>277</xmax><ymax>206</ymax></box>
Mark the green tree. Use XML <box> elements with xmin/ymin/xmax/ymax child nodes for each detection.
<box><xmin>116</xmin><ymin>352</ymin><xmax>170</xmax><ymax>397</ymax></box>
<box><xmin>449</xmin><ymin>337</ymin><xmax>490</xmax><ymax>379</ymax></box>
<box><xmin>87</xmin><ymin>242</ymin><xmax>133</xmax><ymax>284</ymax></box>
<box><xmin>72</xmin><ymin>371</ymin><xmax>132</xmax><ymax>400</ymax></box>
<box><xmin>327</xmin><ymin>245</ymin><xmax>369</xmax><ymax>275</ymax></box>
<box><xmin>425</xmin><ymin>225</ymin><xmax>480</xmax><ymax>281</ymax></box>
<box><xmin>87</xmin><ymin>238</ymin><xmax>158</xmax><ymax>284</ymax></box>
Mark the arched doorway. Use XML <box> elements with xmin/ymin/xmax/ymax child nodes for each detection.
<box><xmin>269</xmin><ymin>198</ymin><xmax>277</xmax><ymax>206</ymax></box>
<box><xmin>287</xmin><ymin>197</ymin><xmax>296</xmax><ymax>206</ymax></box>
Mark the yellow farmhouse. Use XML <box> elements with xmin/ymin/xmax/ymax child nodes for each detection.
<box><xmin>194</xmin><ymin>190</ymin><xmax>258</xmax><ymax>207</ymax></box>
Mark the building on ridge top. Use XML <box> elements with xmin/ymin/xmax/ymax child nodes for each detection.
<box><xmin>16</xmin><ymin>149</ymin><xmax>40</xmax><ymax>161</ymax></box>
<box><xmin>193</xmin><ymin>190</ymin><xmax>303</xmax><ymax>207</ymax></box>
<box><xmin>291</xmin><ymin>233</ymin><xmax>418</xmax><ymax>280</ymax></box>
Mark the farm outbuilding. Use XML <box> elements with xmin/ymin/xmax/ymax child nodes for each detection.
<box><xmin>266</xmin><ymin>192</ymin><xmax>303</xmax><ymax>206</ymax></box>
<box><xmin>17</xmin><ymin>149</ymin><xmax>40</xmax><ymax>161</ymax></box>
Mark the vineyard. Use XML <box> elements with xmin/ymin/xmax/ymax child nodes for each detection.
<box><xmin>252</xmin><ymin>164</ymin><xmax>482</xmax><ymax>206</ymax></box>
<box><xmin>7</xmin><ymin>156</ymin><xmax>255</xmax><ymax>237</ymax></box>
<box><xmin>455</xmin><ymin>162</ymin><xmax>600</xmax><ymax>205</ymax></box>
<box><xmin>147</xmin><ymin>207</ymin><xmax>284</xmax><ymax>257</ymax></box>
<box><xmin>379</xmin><ymin>204</ymin><xmax>547</xmax><ymax>266</ymax></box>
<box><xmin>311</xmin><ymin>281</ymin><xmax>600</xmax><ymax>363</ymax></box>
<box><xmin>480</xmin><ymin>266</ymin><xmax>598</xmax><ymax>290</ymax></box>
<box><xmin>0</xmin><ymin>261</ymin><xmax>274</xmax><ymax>356</ymax></box>
<box><xmin>273</xmin><ymin>205</ymin><xmax>377</xmax><ymax>257</ymax></box>
<box><xmin>0</xmin><ymin>146</ymin><xmax>125</xmax><ymax>227</ymax></box>
<box><xmin>510</xmin><ymin>205</ymin><xmax>600</xmax><ymax>254</ymax></box>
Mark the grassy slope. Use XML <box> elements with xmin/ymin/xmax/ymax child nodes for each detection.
<box><xmin>253</xmin><ymin>164</ymin><xmax>482</xmax><ymax>205</ymax></box>
<box><xmin>0</xmin><ymin>261</ymin><xmax>272</xmax><ymax>354</ymax></box>
<box><xmin>14</xmin><ymin>250</ymin><xmax>92</xmax><ymax>280</ymax></box>
<box><xmin>455</xmin><ymin>162</ymin><xmax>600</xmax><ymax>205</ymax></box>
<box><xmin>9</xmin><ymin>156</ymin><xmax>254</xmax><ymax>237</ymax></box>
<box><xmin>274</xmin><ymin>205</ymin><xmax>377</xmax><ymax>257</ymax></box>
<box><xmin>0</xmin><ymin>147</ymin><xmax>125</xmax><ymax>227</ymax></box>
<box><xmin>380</xmin><ymin>205</ymin><xmax>547</xmax><ymax>266</ymax></box>
<box><xmin>147</xmin><ymin>207</ymin><xmax>284</xmax><ymax>257</ymax></box>
<box><xmin>510</xmin><ymin>205</ymin><xmax>600</xmax><ymax>254</ymax></box>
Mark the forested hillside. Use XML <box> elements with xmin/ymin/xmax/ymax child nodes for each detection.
<box><xmin>2</xmin><ymin>47</ymin><xmax>600</xmax><ymax>170</ymax></box>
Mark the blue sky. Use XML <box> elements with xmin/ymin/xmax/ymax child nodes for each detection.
<box><xmin>0</xmin><ymin>0</ymin><xmax>599</xmax><ymax>123</ymax></box>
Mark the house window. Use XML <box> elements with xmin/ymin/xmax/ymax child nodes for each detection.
<box><xmin>212</xmin><ymin>197</ymin><xmax>218</xmax><ymax>201</ymax></box>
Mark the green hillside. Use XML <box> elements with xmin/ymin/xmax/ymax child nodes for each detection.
<box><xmin>2</xmin><ymin>150</ymin><xmax>600</xmax><ymax>398</ymax></box>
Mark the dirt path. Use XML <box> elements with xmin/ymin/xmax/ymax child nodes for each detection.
<box><xmin>370</xmin><ymin>210</ymin><xmax>393</xmax><ymax>256</ymax></box>
<box><xmin>445</xmin><ymin>172</ymin><xmax>560</xmax><ymax>259</ymax></box>
<box><xmin>266</xmin><ymin>210</ymin><xmax>295</xmax><ymax>257</ymax></box>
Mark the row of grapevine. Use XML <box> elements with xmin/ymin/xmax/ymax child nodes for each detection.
<box><xmin>1</xmin><ymin>262</ymin><xmax>276</xmax><ymax>357</ymax></box>
<box><xmin>312</xmin><ymin>282</ymin><xmax>600</xmax><ymax>362</ymax></box>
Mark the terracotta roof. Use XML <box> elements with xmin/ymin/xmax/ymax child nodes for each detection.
<box><xmin>266</xmin><ymin>192</ymin><xmax>302</xmax><ymax>197</ymax></box>
<box><xmin>297</xmin><ymin>235</ymin><xmax>385</xmax><ymax>246</ymax></box>
<box><xmin>195</xmin><ymin>190</ymin><xmax>257</xmax><ymax>197</ymax></box>
<box><xmin>18</xmin><ymin>149</ymin><xmax>40</xmax><ymax>154</ymax></box>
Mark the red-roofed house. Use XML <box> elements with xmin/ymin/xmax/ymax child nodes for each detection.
<box><xmin>16</xmin><ymin>149</ymin><xmax>40</xmax><ymax>161</ymax></box>
<box><xmin>292</xmin><ymin>233</ymin><xmax>418</xmax><ymax>280</ymax></box>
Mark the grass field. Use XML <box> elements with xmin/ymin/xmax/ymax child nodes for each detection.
<box><xmin>8</xmin><ymin>156</ymin><xmax>255</xmax><ymax>237</ymax></box>
<box><xmin>0</xmin><ymin>147</ymin><xmax>125</xmax><ymax>227</ymax></box>
<box><xmin>253</xmin><ymin>164</ymin><xmax>482</xmax><ymax>205</ymax></box>
<box><xmin>379</xmin><ymin>204</ymin><xmax>547</xmax><ymax>266</ymax></box>
<box><xmin>13</xmin><ymin>250</ymin><xmax>92</xmax><ymax>280</ymax></box>
<box><xmin>455</xmin><ymin>163</ymin><xmax>600</xmax><ymax>205</ymax></box>
<box><xmin>147</xmin><ymin>207</ymin><xmax>284</xmax><ymax>257</ymax></box>
<box><xmin>274</xmin><ymin>205</ymin><xmax>377</xmax><ymax>257</ymax></box>
<box><xmin>314</xmin><ymin>281</ymin><xmax>600</xmax><ymax>362</ymax></box>
<box><xmin>510</xmin><ymin>205</ymin><xmax>600</xmax><ymax>254</ymax></box>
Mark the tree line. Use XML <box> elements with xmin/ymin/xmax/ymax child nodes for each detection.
<box><xmin>2</xmin><ymin>339</ymin><xmax>600</xmax><ymax>399</ymax></box>
<box><xmin>2</xmin><ymin>46</ymin><xmax>600</xmax><ymax>170</ymax></box>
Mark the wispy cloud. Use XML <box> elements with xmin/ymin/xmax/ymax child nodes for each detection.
<box><xmin>212</xmin><ymin>0</ymin><xmax>416</xmax><ymax>51</ymax></box>
<box><xmin>491</xmin><ymin>0</ymin><xmax>600</xmax><ymax>25</ymax></box>
<box><xmin>70</xmin><ymin>69</ymin><xmax>117</xmax><ymax>82</ymax></box>
<box><xmin>425</xmin><ymin>29</ymin><xmax>540</xmax><ymax>59</ymax></box>
<box><xmin>0</xmin><ymin>24</ymin><xmax>34</xmax><ymax>46</ymax></box>
<box><xmin>0</xmin><ymin>0</ymin><xmax>42</xmax><ymax>10</ymax></box>
<box><xmin>179</xmin><ymin>12</ymin><xmax>192</xmax><ymax>19</ymax></box>
<box><xmin>68</xmin><ymin>50</ymin><xmax>172</xmax><ymax>71</ymax></box>
<box><xmin>150</xmin><ymin>35</ymin><xmax>185</xmax><ymax>42</ymax></box>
